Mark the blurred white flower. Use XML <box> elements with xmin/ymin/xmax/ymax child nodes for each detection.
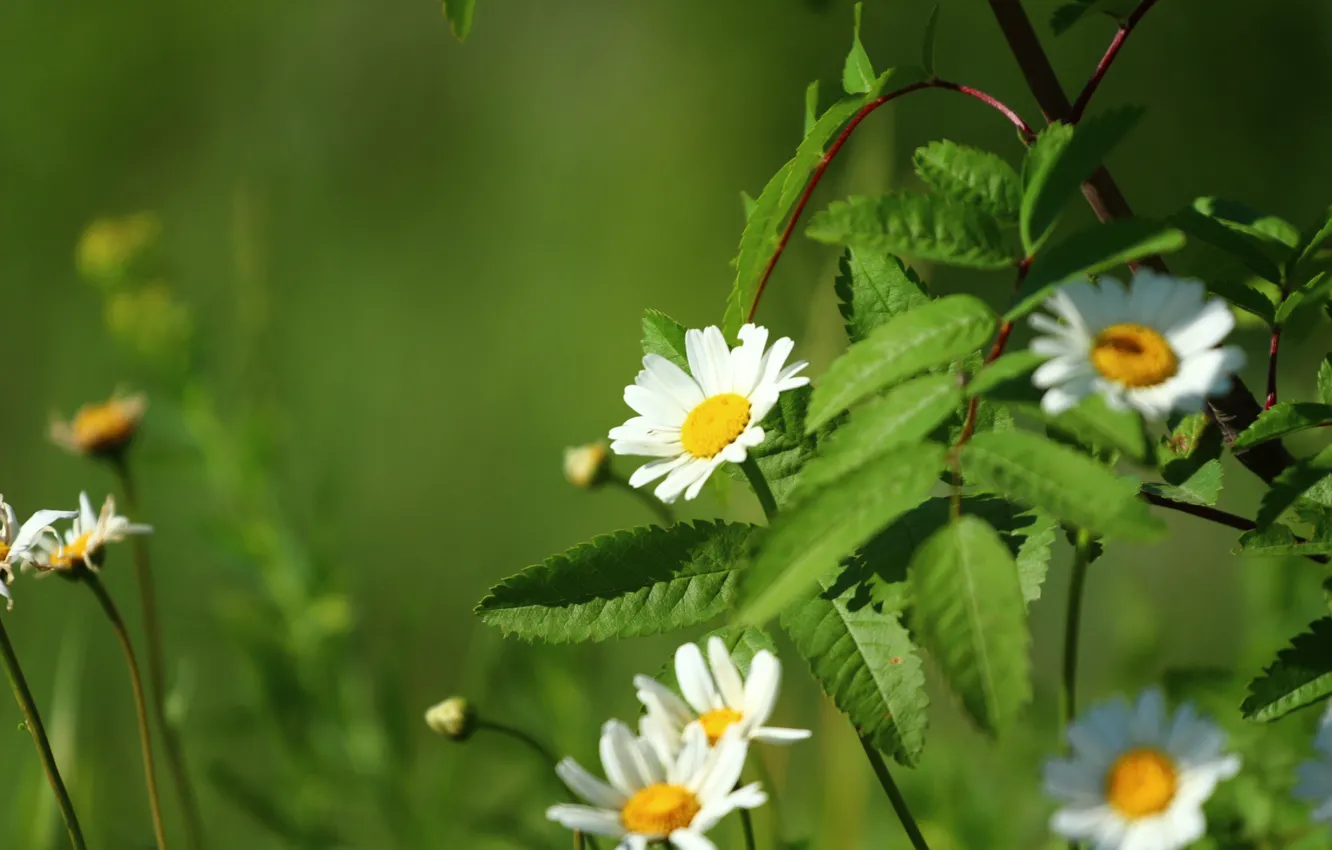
<box><xmin>1044</xmin><ymin>688</ymin><xmax>1241</xmax><ymax>850</ymax></box>
<box><xmin>636</xmin><ymin>637</ymin><xmax>811</xmax><ymax>749</ymax></box>
<box><xmin>34</xmin><ymin>492</ymin><xmax>151</xmax><ymax>573</ymax></box>
<box><xmin>609</xmin><ymin>324</ymin><xmax>808</xmax><ymax>503</ymax></box>
<box><xmin>0</xmin><ymin>498</ymin><xmax>78</xmax><ymax>606</ymax></box>
<box><xmin>1028</xmin><ymin>270</ymin><xmax>1245</xmax><ymax>420</ymax></box>
<box><xmin>548</xmin><ymin>720</ymin><xmax>765</xmax><ymax>850</ymax></box>
<box><xmin>1295</xmin><ymin>701</ymin><xmax>1332</xmax><ymax>823</ymax></box>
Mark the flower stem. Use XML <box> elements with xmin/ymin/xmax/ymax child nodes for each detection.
<box><xmin>859</xmin><ymin>737</ymin><xmax>930</xmax><ymax>850</ymax></box>
<box><xmin>739</xmin><ymin>457</ymin><xmax>779</xmax><ymax>522</ymax></box>
<box><xmin>83</xmin><ymin>571</ymin><xmax>169</xmax><ymax>850</ymax></box>
<box><xmin>0</xmin><ymin>616</ymin><xmax>86</xmax><ymax>850</ymax></box>
<box><xmin>740</xmin><ymin>808</ymin><xmax>757</xmax><ymax>850</ymax></box>
<box><xmin>607</xmin><ymin>474</ymin><xmax>675</xmax><ymax>525</ymax></box>
<box><xmin>112</xmin><ymin>457</ymin><xmax>205</xmax><ymax>850</ymax></box>
<box><xmin>475</xmin><ymin>720</ymin><xmax>600</xmax><ymax>850</ymax></box>
<box><xmin>1062</xmin><ymin>530</ymin><xmax>1095</xmax><ymax>730</ymax></box>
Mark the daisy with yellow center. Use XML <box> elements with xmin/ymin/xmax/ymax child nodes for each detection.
<box><xmin>0</xmin><ymin>498</ymin><xmax>78</xmax><ymax>607</ymax></box>
<box><xmin>50</xmin><ymin>392</ymin><xmax>147</xmax><ymax>458</ymax></box>
<box><xmin>635</xmin><ymin>638</ymin><xmax>811</xmax><ymax>752</ymax></box>
<box><xmin>609</xmin><ymin>324</ymin><xmax>809</xmax><ymax>503</ymax></box>
<box><xmin>34</xmin><ymin>492</ymin><xmax>151</xmax><ymax>574</ymax></box>
<box><xmin>547</xmin><ymin>720</ymin><xmax>765</xmax><ymax>850</ymax></box>
<box><xmin>1045</xmin><ymin>688</ymin><xmax>1241</xmax><ymax>850</ymax></box>
<box><xmin>1029</xmin><ymin>271</ymin><xmax>1246</xmax><ymax>420</ymax></box>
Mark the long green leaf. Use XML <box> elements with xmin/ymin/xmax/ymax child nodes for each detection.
<box><xmin>807</xmin><ymin>192</ymin><xmax>1016</xmax><ymax>270</ymax></box>
<box><xmin>782</xmin><ymin>577</ymin><xmax>928</xmax><ymax>766</ymax></box>
<box><xmin>1289</xmin><ymin>205</ymin><xmax>1332</xmax><ymax>283</ymax></box>
<box><xmin>1320</xmin><ymin>356</ymin><xmax>1332</xmax><ymax>405</ymax></box>
<box><xmin>910</xmin><ymin>515</ymin><xmax>1031</xmax><ymax>735</ymax></box>
<box><xmin>807</xmin><ymin>294</ymin><xmax>995</xmax><ymax>431</ymax></box>
<box><xmin>641</xmin><ymin>309</ymin><xmax>689</xmax><ymax>369</ymax></box>
<box><xmin>834</xmin><ymin>247</ymin><xmax>930</xmax><ymax>343</ymax></box>
<box><xmin>962</xmin><ymin>430</ymin><xmax>1164</xmax><ymax>540</ymax></box>
<box><xmin>442</xmin><ymin>0</ymin><xmax>476</xmax><ymax>41</ymax></box>
<box><xmin>1006</xmin><ymin>220</ymin><xmax>1187</xmax><ymax>320</ymax></box>
<box><xmin>1235</xmin><ymin>523</ymin><xmax>1332</xmax><ymax>557</ymax></box>
<box><xmin>1256</xmin><ymin>443</ymin><xmax>1332</xmax><ymax>529</ymax></box>
<box><xmin>921</xmin><ymin>5</ymin><xmax>941</xmax><ymax>77</ymax></box>
<box><xmin>1242</xmin><ymin>618</ymin><xmax>1332</xmax><ymax>722</ymax></box>
<box><xmin>912</xmin><ymin>140</ymin><xmax>1021</xmax><ymax>222</ymax></box>
<box><xmin>1172</xmin><ymin>207</ymin><xmax>1284</xmax><ymax>284</ymax></box>
<box><xmin>737</xmin><ymin>444</ymin><xmax>946</xmax><ymax>627</ymax></box>
<box><xmin>1021</xmin><ymin>107</ymin><xmax>1145</xmax><ymax>252</ymax></box>
<box><xmin>1232</xmin><ymin>402</ymin><xmax>1332</xmax><ymax>450</ymax></box>
<box><xmin>476</xmin><ymin>522</ymin><xmax>754</xmax><ymax>642</ymax></box>
<box><xmin>843</xmin><ymin>3</ymin><xmax>875</xmax><ymax>95</ymax></box>
<box><xmin>796</xmin><ymin>374</ymin><xmax>961</xmax><ymax>499</ymax></box>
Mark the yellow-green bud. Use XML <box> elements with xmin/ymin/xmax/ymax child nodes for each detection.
<box><xmin>564</xmin><ymin>442</ymin><xmax>610</xmax><ymax>489</ymax></box>
<box><xmin>425</xmin><ymin>697</ymin><xmax>477</xmax><ymax>741</ymax></box>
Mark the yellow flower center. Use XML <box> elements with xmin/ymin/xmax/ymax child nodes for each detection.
<box><xmin>48</xmin><ymin>532</ymin><xmax>95</xmax><ymax>571</ymax></box>
<box><xmin>0</xmin><ymin>543</ymin><xmax>9</xmax><ymax>562</ymax></box>
<box><xmin>1090</xmin><ymin>323</ymin><xmax>1179</xmax><ymax>388</ymax></box>
<box><xmin>680</xmin><ymin>393</ymin><xmax>752</xmax><ymax>459</ymax></box>
<box><xmin>70</xmin><ymin>402</ymin><xmax>139</xmax><ymax>454</ymax></box>
<box><xmin>620</xmin><ymin>783</ymin><xmax>701</xmax><ymax>836</ymax></box>
<box><xmin>699</xmin><ymin>707</ymin><xmax>744</xmax><ymax>744</ymax></box>
<box><xmin>1105</xmin><ymin>748</ymin><xmax>1178</xmax><ymax>818</ymax></box>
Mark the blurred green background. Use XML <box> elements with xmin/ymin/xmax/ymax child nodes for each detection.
<box><xmin>3</xmin><ymin>0</ymin><xmax>1332</xmax><ymax>847</ymax></box>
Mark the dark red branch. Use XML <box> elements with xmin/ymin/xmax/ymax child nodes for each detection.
<box><xmin>984</xmin><ymin>0</ymin><xmax>1297</xmax><ymax>486</ymax></box>
<box><xmin>953</xmin><ymin>257</ymin><xmax>1033</xmax><ymax>452</ymax></box>
<box><xmin>1141</xmin><ymin>491</ymin><xmax>1329</xmax><ymax>564</ymax></box>
<box><xmin>1265</xmin><ymin>326</ymin><xmax>1282</xmax><ymax>410</ymax></box>
<box><xmin>1069</xmin><ymin>0</ymin><xmax>1163</xmax><ymax>123</ymax></box>
<box><xmin>745</xmin><ymin>79</ymin><xmax>1035</xmax><ymax>322</ymax></box>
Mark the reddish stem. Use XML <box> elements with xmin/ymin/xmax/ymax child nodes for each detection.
<box><xmin>952</xmin><ymin>258</ymin><xmax>1032</xmax><ymax>451</ymax></box>
<box><xmin>745</xmin><ymin>79</ymin><xmax>1035</xmax><ymax>322</ymax></box>
<box><xmin>1265</xmin><ymin>326</ymin><xmax>1282</xmax><ymax>410</ymax></box>
<box><xmin>1140</xmin><ymin>491</ymin><xmax>1328</xmax><ymax>565</ymax></box>
<box><xmin>1069</xmin><ymin>0</ymin><xmax>1162</xmax><ymax>123</ymax></box>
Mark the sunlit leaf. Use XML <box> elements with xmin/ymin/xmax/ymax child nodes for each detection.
<box><xmin>1320</xmin><ymin>356</ymin><xmax>1332</xmax><ymax>406</ymax></box>
<box><xmin>1256</xmin><ymin>444</ymin><xmax>1332</xmax><ymax>529</ymax></box>
<box><xmin>834</xmin><ymin>247</ymin><xmax>929</xmax><ymax>344</ymax></box>
<box><xmin>1232</xmin><ymin>402</ymin><xmax>1332</xmax><ymax>450</ymax></box>
<box><xmin>843</xmin><ymin>3</ymin><xmax>876</xmax><ymax>95</ymax></box>
<box><xmin>913</xmin><ymin>140</ymin><xmax>1021</xmax><ymax>223</ymax></box>
<box><xmin>641</xmin><ymin>309</ymin><xmax>689</xmax><ymax>370</ymax></box>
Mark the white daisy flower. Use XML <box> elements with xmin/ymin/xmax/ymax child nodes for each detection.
<box><xmin>1029</xmin><ymin>270</ymin><xmax>1246</xmax><ymax>420</ymax></box>
<box><xmin>1295</xmin><ymin>701</ymin><xmax>1332</xmax><ymax>823</ymax></box>
<box><xmin>1044</xmin><ymin>688</ymin><xmax>1241</xmax><ymax>850</ymax></box>
<box><xmin>34</xmin><ymin>492</ymin><xmax>151</xmax><ymax>573</ymax></box>
<box><xmin>0</xmin><ymin>498</ymin><xmax>78</xmax><ymax>606</ymax></box>
<box><xmin>635</xmin><ymin>637</ymin><xmax>811</xmax><ymax>749</ymax></box>
<box><xmin>609</xmin><ymin>324</ymin><xmax>808</xmax><ymax>503</ymax></box>
<box><xmin>547</xmin><ymin>720</ymin><xmax>766</xmax><ymax>850</ymax></box>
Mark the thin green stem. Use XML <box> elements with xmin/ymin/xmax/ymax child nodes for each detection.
<box><xmin>0</xmin><ymin>616</ymin><xmax>86</xmax><ymax>849</ymax></box>
<box><xmin>113</xmin><ymin>457</ymin><xmax>205</xmax><ymax>850</ymax></box>
<box><xmin>574</xmin><ymin>831</ymin><xmax>585</xmax><ymax>850</ymax></box>
<box><xmin>740</xmin><ymin>808</ymin><xmax>757</xmax><ymax>850</ymax></box>
<box><xmin>607</xmin><ymin>475</ymin><xmax>675</xmax><ymax>525</ymax></box>
<box><xmin>84</xmin><ymin>571</ymin><xmax>169</xmax><ymax>850</ymax></box>
<box><xmin>476</xmin><ymin>720</ymin><xmax>600</xmax><ymax>850</ymax></box>
<box><xmin>859</xmin><ymin>737</ymin><xmax>930</xmax><ymax>850</ymax></box>
<box><xmin>1062</xmin><ymin>530</ymin><xmax>1094</xmax><ymax>729</ymax></box>
<box><xmin>739</xmin><ymin>457</ymin><xmax>779</xmax><ymax>521</ymax></box>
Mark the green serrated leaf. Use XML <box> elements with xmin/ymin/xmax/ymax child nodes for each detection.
<box><xmin>1205</xmin><ymin>277</ymin><xmax>1279</xmax><ymax>324</ymax></box>
<box><xmin>803</xmin><ymin>81</ymin><xmax>819</xmax><ymax>137</ymax></box>
<box><xmin>1242</xmin><ymin>618</ymin><xmax>1332</xmax><ymax>722</ymax></box>
<box><xmin>796</xmin><ymin>374</ymin><xmax>961</xmax><ymax>498</ymax></box>
<box><xmin>1276</xmin><ymin>272</ymin><xmax>1332</xmax><ymax>325</ymax></box>
<box><xmin>442</xmin><ymin>0</ymin><xmax>476</xmax><ymax>41</ymax></box>
<box><xmin>1235</xmin><ymin>522</ymin><xmax>1332</xmax><ymax>557</ymax></box>
<box><xmin>1319</xmin><ymin>356</ymin><xmax>1332</xmax><ymax>405</ymax></box>
<box><xmin>1021</xmin><ymin>107</ymin><xmax>1145</xmax><ymax>253</ymax></box>
<box><xmin>475</xmin><ymin>521</ymin><xmax>755</xmax><ymax>642</ymax></box>
<box><xmin>641</xmin><ymin>309</ymin><xmax>690</xmax><ymax>369</ymax></box>
<box><xmin>737</xmin><ymin>444</ymin><xmax>946</xmax><ymax>627</ymax></box>
<box><xmin>967</xmin><ymin>352</ymin><xmax>1046</xmax><ymax>398</ymax></box>
<box><xmin>962</xmin><ymin>430</ymin><xmax>1164</xmax><ymax>540</ymax></box>
<box><xmin>1142</xmin><ymin>459</ymin><xmax>1224</xmax><ymax>507</ymax></box>
<box><xmin>1232</xmin><ymin>402</ymin><xmax>1332</xmax><ymax>450</ymax></box>
<box><xmin>782</xmin><ymin>576</ymin><xmax>927</xmax><ymax>765</ymax></box>
<box><xmin>657</xmin><ymin>626</ymin><xmax>777</xmax><ymax>689</ymax></box>
<box><xmin>1289</xmin><ymin>205</ymin><xmax>1332</xmax><ymax>284</ymax></box>
<box><xmin>909</xmin><ymin>515</ymin><xmax>1031</xmax><ymax>735</ymax></box>
<box><xmin>834</xmin><ymin>247</ymin><xmax>930</xmax><ymax>344</ymax></box>
<box><xmin>808</xmin><ymin>295</ymin><xmax>996</xmax><ymax>431</ymax></box>
<box><xmin>809</xmin><ymin>191</ymin><xmax>1016</xmax><ymax>270</ymax></box>
<box><xmin>1256</xmin><ymin>444</ymin><xmax>1332</xmax><ymax>529</ymax></box>
<box><xmin>1172</xmin><ymin>207</ymin><xmax>1284</xmax><ymax>285</ymax></box>
<box><xmin>1006</xmin><ymin>220</ymin><xmax>1187</xmax><ymax>320</ymax></box>
<box><xmin>843</xmin><ymin>4</ymin><xmax>876</xmax><ymax>95</ymax></box>
<box><xmin>1195</xmin><ymin>196</ymin><xmax>1300</xmax><ymax>248</ymax></box>
<box><xmin>913</xmin><ymin>140</ymin><xmax>1021</xmax><ymax>222</ymax></box>
<box><xmin>725</xmin><ymin>386</ymin><xmax>838</xmax><ymax>508</ymax></box>
<box><xmin>740</xmin><ymin>191</ymin><xmax>757</xmax><ymax>221</ymax></box>
<box><xmin>921</xmin><ymin>5</ymin><xmax>941</xmax><ymax>78</ymax></box>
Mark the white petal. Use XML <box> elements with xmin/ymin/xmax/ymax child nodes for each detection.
<box><xmin>690</xmin><ymin>782</ymin><xmax>767</xmax><ymax>834</ymax></box>
<box><xmin>702</xmin><ymin>327</ymin><xmax>735</xmax><ymax>395</ymax></box>
<box><xmin>621</xmin><ymin>836</ymin><xmax>648</xmax><ymax>850</ymax></box>
<box><xmin>1043</xmin><ymin>758</ymin><xmax>1105</xmax><ymax>803</ymax></box>
<box><xmin>1040</xmin><ymin>376</ymin><xmax>1095</xmax><ymax>416</ymax></box>
<box><xmin>681</xmin><ymin>459</ymin><xmax>723</xmax><ymax>502</ymax></box>
<box><xmin>730</xmin><ymin>325</ymin><xmax>769</xmax><ymax>398</ymax></box>
<box><xmin>546</xmin><ymin>805</ymin><xmax>626</xmax><ymax>837</ymax></box>
<box><xmin>614</xmin><ymin>440</ymin><xmax>685</xmax><ymax>459</ymax></box>
<box><xmin>642</xmin><ymin>354</ymin><xmax>706</xmax><ymax>409</ymax></box>
<box><xmin>741</xmin><ymin>651</ymin><xmax>780</xmax><ymax>730</ymax></box>
<box><xmin>694</xmin><ymin>731</ymin><xmax>748</xmax><ymax>802</ymax></box>
<box><xmin>757</xmin><ymin>337</ymin><xmax>796</xmax><ymax>392</ymax></box>
<box><xmin>78</xmin><ymin>493</ymin><xmax>96</xmax><ymax>530</ymax></box>
<box><xmin>750</xmin><ymin>726</ymin><xmax>811</xmax><ymax>744</ymax></box>
<box><xmin>1165</xmin><ymin>298</ymin><xmax>1235</xmax><ymax>357</ymax></box>
<box><xmin>668</xmin><ymin>830</ymin><xmax>717</xmax><ymax>850</ymax></box>
<box><xmin>627</xmin><ymin>455</ymin><xmax>690</xmax><ymax>488</ymax></box>
<box><xmin>655</xmin><ymin>459</ymin><xmax>713</xmax><ymax>504</ymax></box>
<box><xmin>557</xmin><ymin>759</ymin><xmax>627</xmax><ymax>809</ymax></box>
<box><xmin>600</xmin><ymin>721</ymin><xmax>646</xmax><ymax>795</ymax></box>
<box><xmin>1033</xmin><ymin>356</ymin><xmax>1093</xmax><ymax>389</ymax></box>
<box><xmin>670</xmin><ymin>724</ymin><xmax>710</xmax><ymax>786</ymax></box>
<box><xmin>625</xmin><ymin>386</ymin><xmax>687</xmax><ymax>428</ymax></box>
<box><xmin>675</xmin><ymin>642</ymin><xmax>722</xmax><ymax>714</ymax></box>
<box><xmin>9</xmin><ymin>510</ymin><xmax>77</xmax><ymax>558</ymax></box>
<box><xmin>1030</xmin><ymin>335</ymin><xmax>1083</xmax><ymax>358</ymax></box>
<box><xmin>1129</xmin><ymin>688</ymin><xmax>1167</xmax><ymax>745</ymax></box>
<box><xmin>634</xmin><ymin>675</ymin><xmax>694</xmax><ymax>727</ymax></box>
<box><xmin>1049</xmin><ymin>804</ymin><xmax>1116</xmax><ymax>840</ymax></box>
<box><xmin>706</xmin><ymin>637</ymin><xmax>746</xmax><ymax>710</ymax></box>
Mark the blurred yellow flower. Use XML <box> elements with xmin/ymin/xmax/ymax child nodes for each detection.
<box><xmin>76</xmin><ymin>212</ymin><xmax>162</xmax><ymax>283</ymax></box>
<box><xmin>105</xmin><ymin>284</ymin><xmax>194</xmax><ymax>364</ymax></box>
<box><xmin>50</xmin><ymin>392</ymin><xmax>147</xmax><ymax>460</ymax></box>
